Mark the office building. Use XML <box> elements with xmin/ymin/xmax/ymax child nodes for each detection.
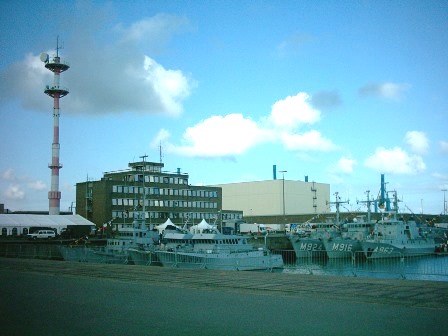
<box><xmin>76</xmin><ymin>158</ymin><xmax>242</xmax><ymax>229</ymax></box>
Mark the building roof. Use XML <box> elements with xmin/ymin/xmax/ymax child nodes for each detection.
<box><xmin>0</xmin><ymin>214</ymin><xmax>96</xmax><ymax>228</ymax></box>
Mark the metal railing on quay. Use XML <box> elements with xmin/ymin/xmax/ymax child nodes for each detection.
<box><xmin>276</xmin><ymin>249</ymin><xmax>448</xmax><ymax>280</ymax></box>
<box><xmin>1</xmin><ymin>243</ymin><xmax>447</xmax><ymax>280</ymax></box>
<box><xmin>156</xmin><ymin>250</ymin><xmax>281</xmax><ymax>271</ymax></box>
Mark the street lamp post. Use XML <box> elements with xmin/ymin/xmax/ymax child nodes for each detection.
<box><xmin>279</xmin><ymin>170</ymin><xmax>287</xmax><ymax>221</ymax></box>
<box><xmin>442</xmin><ymin>189</ymin><xmax>447</xmax><ymax>216</ymax></box>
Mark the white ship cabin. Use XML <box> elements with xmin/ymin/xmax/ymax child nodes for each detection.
<box><xmin>163</xmin><ymin>232</ymin><xmax>253</xmax><ymax>253</ymax></box>
<box><xmin>106</xmin><ymin>225</ymin><xmax>158</xmax><ymax>252</ymax></box>
<box><xmin>191</xmin><ymin>234</ymin><xmax>252</xmax><ymax>252</ymax></box>
<box><xmin>341</xmin><ymin>216</ymin><xmax>374</xmax><ymax>232</ymax></box>
<box><xmin>307</xmin><ymin>220</ymin><xmax>340</xmax><ymax>232</ymax></box>
<box><xmin>372</xmin><ymin>217</ymin><xmax>420</xmax><ymax>241</ymax></box>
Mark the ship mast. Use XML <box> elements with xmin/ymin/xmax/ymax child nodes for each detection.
<box><xmin>327</xmin><ymin>192</ymin><xmax>349</xmax><ymax>224</ymax></box>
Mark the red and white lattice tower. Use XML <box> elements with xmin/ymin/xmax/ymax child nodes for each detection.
<box><xmin>40</xmin><ymin>39</ymin><xmax>69</xmax><ymax>215</ymax></box>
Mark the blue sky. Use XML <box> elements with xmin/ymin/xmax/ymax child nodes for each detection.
<box><xmin>0</xmin><ymin>0</ymin><xmax>447</xmax><ymax>215</ymax></box>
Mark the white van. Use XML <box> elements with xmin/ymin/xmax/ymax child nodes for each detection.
<box><xmin>27</xmin><ymin>230</ymin><xmax>56</xmax><ymax>240</ymax></box>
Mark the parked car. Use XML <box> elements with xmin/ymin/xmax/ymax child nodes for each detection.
<box><xmin>27</xmin><ymin>230</ymin><xmax>56</xmax><ymax>240</ymax></box>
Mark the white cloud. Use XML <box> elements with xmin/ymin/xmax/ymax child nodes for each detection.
<box><xmin>311</xmin><ymin>90</ymin><xmax>342</xmax><ymax>110</ymax></box>
<box><xmin>0</xmin><ymin>14</ymin><xmax>194</xmax><ymax>117</ymax></box>
<box><xmin>440</xmin><ymin>141</ymin><xmax>448</xmax><ymax>153</ymax></box>
<box><xmin>143</xmin><ymin>56</ymin><xmax>193</xmax><ymax>116</ymax></box>
<box><xmin>28</xmin><ymin>180</ymin><xmax>47</xmax><ymax>191</ymax></box>
<box><xmin>335</xmin><ymin>157</ymin><xmax>357</xmax><ymax>174</ymax></box>
<box><xmin>295</xmin><ymin>152</ymin><xmax>318</xmax><ymax>162</ymax></box>
<box><xmin>167</xmin><ymin>114</ymin><xmax>273</xmax><ymax>158</ymax></box>
<box><xmin>2</xmin><ymin>169</ymin><xmax>16</xmax><ymax>181</ymax></box>
<box><xmin>151</xmin><ymin>129</ymin><xmax>171</xmax><ymax>148</ymax></box>
<box><xmin>155</xmin><ymin>91</ymin><xmax>337</xmax><ymax>159</ymax></box>
<box><xmin>281</xmin><ymin>130</ymin><xmax>337</xmax><ymax>151</ymax></box>
<box><xmin>364</xmin><ymin>147</ymin><xmax>426</xmax><ymax>175</ymax></box>
<box><xmin>433</xmin><ymin>172</ymin><xmax>448</xmax><ymax>193</ymax></box>
<box><xmin>433</xmin><ymin>172</ymin><xmax>448</xmax><ymax>187</ymax></box>
<box><xmin>1</xmin><ymin>171</ymin><xmax>46</xmax><ymax>202</ymax></box>
<box><xmin>275</xmin><ymin>33</ymin><xmax>312</xmax><ymax>57</ymax></box>
<box><xmin>0</xmin><ymin>52</ymin><xmax>49</xmax><ymax>110</ymax></box>
<box><xmin>359</xmin><ymin>82</ymin><xmax>410</xmax><ymax>100</ymax></box>
<box><xmin>433</xmin><ymin>172</ymin><xmax>448</xmax><ymax>180</ymax></box>
<box><xmin>269</xmin><ymin>92</ymin><xmax>321</xmax><ymax>129</ymax></box>
<box><xmin>118</xmin><ymin>14</ymin><xmax>190</xmax><ymax>46</ymax></box>
<box><xmin>326</xmin><ymin>157</ymin><xmax>356</xmax><ymax>184</ymax></box>
<box><xmin>4</xmin><ymin>185</ymin><xmax>25</xmax><ymax>200</ymax></box>
<box><xmin>405</xmin><ymin>131</ymin><xmax>429</xmax><ymax>155</ymax></box>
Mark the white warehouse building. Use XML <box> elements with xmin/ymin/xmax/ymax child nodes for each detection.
<box><xmin>213</xmin><ymin>179</ymin><xmax>330</xmax><ymax>217</ymax></box>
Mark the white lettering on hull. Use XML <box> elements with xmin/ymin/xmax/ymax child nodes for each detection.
<box><xmin>372</xmin><ymin>246</ymin><xmax>394</xmax><ymax>254</ymax></box>
<box><xmin>299</xmin><ymin>242</ymin><xmax>324</xmax><ymax>251</ymax></box>
<box><xmin>331</xmin><ymin>243</ymin><xmax>352</xmax><ymax>252</ymax></box>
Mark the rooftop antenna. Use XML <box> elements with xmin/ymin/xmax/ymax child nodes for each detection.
<box><xmin>40</xmin><ymin>37</ymin><xmax>69</xmax><ymax>215</ymax></box>
<box><xmin>140</xmin><ymin>154</ymin><xmax>148</xmax><ymax>163</ymax></box>
<box><xmin>159</xmin><ymin>141</ymin><xmax>163</xmax><ymax>164</ymax></box>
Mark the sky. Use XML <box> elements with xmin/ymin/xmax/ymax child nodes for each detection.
<box><xmin>0</xmin><ymin>0</ymin><xmax>447</xmax><ymax>216</ymax></box>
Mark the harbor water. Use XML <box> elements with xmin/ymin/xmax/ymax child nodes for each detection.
<box><xmin>1</xmin><ymin>243</ymin><xmax>447</xmax><ymax>281</ymax></box>
<box><xmin>277</xmin><ymin>250</ymin><xmax>448</xmax><ymax>281</ymax></box>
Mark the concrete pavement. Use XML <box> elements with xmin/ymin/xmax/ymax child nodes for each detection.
<box><xmin>0</xmin><ymin>258</ymin><xmax>447</xmax><ymax>335</ymax></box>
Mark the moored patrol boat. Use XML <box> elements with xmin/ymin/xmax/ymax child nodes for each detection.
<box><xmin>360</xmin><ymin>191</ymin><xmax>436</xmax><ymax>259</ymax></box>
<box><xmin>323</xmin><ymin>191</ymin><xmax>375</xmax><ymax>259</ymax></box>
<box><xmin>155</xmin><ymin>220</ymin><xmax>284</xmax><ymax>271</ymax></box>
<box><xmin>322</xmin><ymin>216</ymin><xmax>374</xmax><ymax>259</ymax></box>
<box><xmin>289</xmin><ymin>192</ymin><xmax>347</xmax><ymax>259</ymax></box>
<box><xmin>60</xmin><ymin>215</ymin><xmax>158</xmax><ymax>264</ymax></box>
<box><xmin>288</xmin><ymin>220</ymin><xmax>338</xmax><ymax>259</ymax></box>
<box><xmin>128</xmin><ymin>218</ymin><xmax>185</xmax><ymax>266</ymax></box>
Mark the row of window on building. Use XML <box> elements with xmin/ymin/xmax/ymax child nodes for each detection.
<box><xmin>111</xmin><ymin>211</ymin><xmax>242</xmax><ymax>221</ymax></box>
<box><xmin>112</xmin><ymin>185</ymin><xmax>218</xmax><ymax>198</ymax></box>
<box><xmin>123</xmin><ymin>174</ymin><xmax>188</xmax><ymax>185</ymax></box>
<box><xmin>112</xmin><ymin>198</ymin><xmax>218</xmax><ymax>209</ymax></box>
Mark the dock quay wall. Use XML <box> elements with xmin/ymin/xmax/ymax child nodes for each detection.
<box><xmin>1</xmin><ymin>257</ymin><xmax>448</xmax><ymax>310</ymax></box>
<box><xmin>0</xmin><ymin>239</ymin><xmax>106</xmax><ymax>260</ymax></box>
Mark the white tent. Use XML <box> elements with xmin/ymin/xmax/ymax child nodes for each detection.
<box><xmin>0</xmin><ymin>214</ymin><xmax>96</xmax><ymax>236</ymax></box>
<box><xmin>189</xmin><ymin>219</ymin><xmax>216</xmax><ymax>234</ymax></box>
<box><xmin>155</xmin><ymin>218</ymin><xmax>182</xmax><ymax>234</ymax></box>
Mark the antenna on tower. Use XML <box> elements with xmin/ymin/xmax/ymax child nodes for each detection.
<box><xmin>159</xmin><ymin>141</ymin><xmax>163</xmax><ymax>164</ymax></box>
<box><xmin>55</xmin><ymin>35</ymin><xmax>64</xmax><ymax>57</ymax></box>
